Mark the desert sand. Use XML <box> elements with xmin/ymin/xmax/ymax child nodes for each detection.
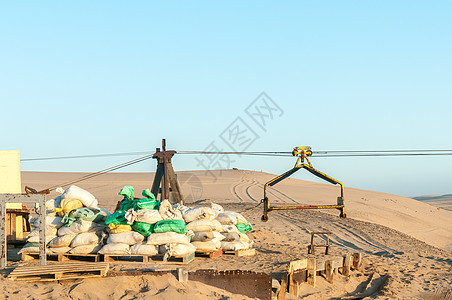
<box><xmin>0</xmin><ymin>169</ymin><xmax>450</xmax><ymax>299</ymax></box>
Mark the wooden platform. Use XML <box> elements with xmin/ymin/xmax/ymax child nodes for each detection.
<box><xmin>7</xmin><ymin>262</ymin><xmax>109</xmax><ymax>281</ymax></box>
<box><xmin>103</xmin><ymin>252</ymin><xmax>195</xmax><ymax>264</ymax></box>
<box><xmin>195</xmin><ymin>248</ymin><xmax>223</xmax><ymax>259</ymax></box>
<box><xmin>22</xmin><ymin>253</ymin><xmax>101</xmax><ymax>262</ymax></box>
<box><xmin>223</xmin><ymin>248</ymin><xmax>256</xmax><ymax>257</ymax></box>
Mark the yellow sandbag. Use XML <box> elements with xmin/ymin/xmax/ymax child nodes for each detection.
<box><xmin>107</xmin><ymin>223</ymin><xmax>132</xmax><ymax>234</ymax></box>
<box><xmin>53</xmin><ymin>198</ymin><xmax>83</xmax><ymax>217</ymax></box>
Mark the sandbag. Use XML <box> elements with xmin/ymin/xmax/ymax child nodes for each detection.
<box><xmin>105</xmin><ymin>210</ymin><xmax>128</xmax><ymax>226</ymax></box>
<box><xmin>118</xmin><ymin>185</ymin><xmax>134</xmax><ymax>201</ymax></box>
<box><xmin>153</xmin><ymin>219</ymin><xmax>186</xmax><ymax>234</ymax></box>
<box><xmin>221</xmin><ymin>232</ymin><xmax>240</xmax><ymax>242</ymax></box>
<box><xmin>107</xmin><ymin>224</ymin><xmax>132</xmax><ymax>234</ymax></box>
<box><xmin>120</xmin><ymin>199</ymin><xmax>134</xmax><ymax>211</ymax></box>
<box><xmin>159</xmin><ymin>243</ymin><xmax>196</xmax><ymax>256</ymax></box>
<box><xmin>221</xmin><ymin>241</ymin><xmax>250</xmax><ymax>251</ymax></box>
<box><xmin>33</xmin><ymin>216</ymin><xmax>64</xmax><ymax>228</ymax></box>
<box><xmin>191</xmin><ymin>231</ymin><xmax>214</xmax><ymax>242</ymax></box>
<box><xmin>146</xmin><ymin>232</ymin><xmax>191</xmax><ymax>245</ymax></box>
<box><xmin>239</xmin><ymin>232</ymin><xmax>250</xmax><ymax>243</ymax></box>
<box><xmin>47</xmin><ymin>234</ymin><xmax>76</xmax><ymax>248</ymax></box>
<box><xmin>221</xmin><ymin>224</ymin><xmax>241</xmax><ymax>234</ymax></box>
<box><xmin>18</xmin><ymin>243</ymin><xmax>39</xmax><ymax>254</ymax></box>
<box><xmin>130</xmin><ymin>243</ymin><xmax>159</xmax><ymax>255</ymax></box>
<box><xmin>134</xmin><ymin>197</ymin><xmax>160</xmax><ymax>210</ymax></box>
<box><xmin>182</xmin><ymin>207</ymin><xmax>218</xmax><ymax>223</ymax></box>
<box><xmin>63</xmin><ymin>207</ymin><xmax>108</xmax><ymax>226</ymax></box>
<box><xmin>27</xmin><ymin>235</ymin><xmax>56</xmax><ymax>244</ymax></box>
<box><xmin>216</xmin><ymin>211</ymin><xmax>248</xmax><ymax>225</ymax></box>
<box><xmin>159</xmin><ymin>200</ymin><xmax>183</xmax><ymax>220</ymax></box>
<box><xmin>27</xmin><ymin>226</ymin><xmax>58</xmax><ymax>238</ymax></box>
<box><xmin>98</xmin><ymin>243</ymin><xmax>130</xmax><ymax>255</ymax></box>
<box><xmin>186</xmin><ymin>220</ymin><xmax>222</xmax><ymax>232</ymax></box>
<box><xmin>191</xmin><ymin>240</ymin><xmax>221</xmax><ymax>252</ymax></box>
<box><xmin>71</xmin><ymin>232</ymin><xmax>100</xmax><ymax>247</ymax></box>
<box><xmin>107</xmin><ymin>231</ymin><xmax>145</xmax><ymax>245</ymax></box>
<box><xmin>54</xmin><ymin>198</ymin><xmax>84</xmax><ymax>217</ymax></box>
<box><xmin>58</xmin><ymin>220</ymin><xmax>104</xmax><ymax>236</ymax></box>
<box><xmin>131</xmin><ymin>222</ymin><xmax>154</xmax><ymax>237</ymax></box>
<box><xmin>48</xmin><ymin>247</ymin><xmax>72</xmax><ymax>254</ymax></box>
<box><xmin>211</xmin><ymin>231</ymin><xmax>226</xmax><ymax>243</ymax></box>
<box><xmin>235</xmin><ymin>222</ymin><xmax>253</xmax><ymax>233</ymax></box>
<box><xmin>136</xmin><ymin>209</ymin><xmax>163</xmax><ymax>224</ymax></box>
<box><xmin>60</xmin><ymin>185</ymin><xmax>98</xmax><ymax>208</ymax></box>
<box><xmin>211</xmin><ymin>203</ymin><xmax>224</xmax><ymax>214</ymax></box>
<box><xmin>69</xmin><ymin>244</ymin><xmax>102</xmax><ymax>254</ymax></box>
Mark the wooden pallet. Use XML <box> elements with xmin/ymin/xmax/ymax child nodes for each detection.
<box><xmin>22</xmin><ymin>253</ymin><xmax>100</xmax><ymax>262</ymax></box>
<box><xmin>223</xmin><ymin>248</ymin><xmax>256</xmax><ymax>257</ymax></box>
<box><xmin>8</xmin><ymin>262</ymin><xmax>109</xmax><ymax>281</ymax></box>
<box><xmin>195</xmin><ymin>248</ymin><xmax>223</xmax><ymax>259</ymax></box>
<box><xmin>103</xmin><ymin>253</ymin><xmax>195</xmax><ymax>264</ymax></box>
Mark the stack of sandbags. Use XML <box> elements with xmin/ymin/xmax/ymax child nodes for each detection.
<box><xmin>182</xmin><ymin>205</ymin><xmax>225</xmax><ymax>253</ymax></box>
<box><xmin>99</xmin><ymin>186</ymin><xmax>161</xmax><ymax>255</ymax></box>
<box><xmin>215</xmin><ymin>209</ymin><xmax>254</xmax><ymax>251</ymax></box>
<box><xmin>19</xmin><ymin>198</ymin><xmax>65</xmax><ymax>255</ymax></box>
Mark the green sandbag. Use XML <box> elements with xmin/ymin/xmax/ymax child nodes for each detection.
<box><xmin>23</xmin><ymin>242</ymin><xmax>39</xmax><ymax>248</ymax></box>
<box><xmin>63</xmin><ymin>207</ymin><xmax>107</xmax><ymax>226</ymax></box>
<box><xmin>235</xmin><ymin>222</ymin><xmax>253</xmax><ymax>233</ymax></box>
<box><xmin>134</xmin><ymin>198</ymin><xmax>160</xmax><ymax>210</ymax></box>
<box><xmin>153</xmin><ymin>220</ymin><xmax>186</xmax><ymax>234</ymax></box>
<box><xmin>131</xmin><ymin>222</ymin><xmax>154</xmax><ymax>237</ymax></box>
<box><xmin>142</xmin><ymin>189</ymin><xmax>155</xmax><ymax>199</ymax></box>
<box><xmin>118</xmin><ymin>185</ymin><xmax>134</xmax><ymax>201</ymax></box>
<box><xmin>120</xmin><ymin>199</ymin><xmax>135</xmax><ymax>211</ymax></box>
<box><xmin>105</xmin><ymin>210</ymin><xmax>128</xmax><ymax>226</ymax></box>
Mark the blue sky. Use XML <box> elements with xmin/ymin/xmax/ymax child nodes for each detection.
<box><xmin>1</xmin><ymin>1</ymin><xmax>451</xmax><ymax>197</ymax></box>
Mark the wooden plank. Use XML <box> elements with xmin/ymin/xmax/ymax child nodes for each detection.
<box><xmin>287</xmin><ymin>259</ymin><xmax>307</xmax><ymax>273</ymax></box>
<box><xmin>277</xmin><ymin>272</ymin><xmax>288</xmax><ymax>300</ymax></box>
<box><xmin>235</xmin><ymin>248</ymin><xmax>255</xmax><ymax>257</ymax></box>
<box><xmin>342</xmin><ymin>254</ymin><xmax>352</xmax><ymax>276</ymax></box>
<box><xmin>307</xmin><ymin>257</ymin><xmax>316</xmax><ymax>287</ymax></box>
<box><xmin>353</xmin><ymin>252</ymin><xmax>362</xmax><ymax>271</ymax></box>
<box><xmin>10</xmin><ymin>262</ymin><xmax>109</xmax><ymax>273</ymax></box>
<box><xmin>325</xmin><ymin>260</ymin><xmax>334</xmax><ymax>283</ymax></box>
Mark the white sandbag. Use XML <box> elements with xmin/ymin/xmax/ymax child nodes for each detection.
<box><xmin>211</xmin><ymin>231</ymin><xmax>225</xmax><ymax>243</ymax></box>
<box><xmin>146</xmin><ymin>232</ymin><xmax>191</xmax><ymax>245</ymax></box>
<box><xmin>211</xmin><ymin>203</ymin><xmax>224</xmax><ymax>214</ymax></box>
<box><xmin>47</xmin><ymin>234</ymin><xmax>76</xmax><ymax>248</ymax></box>
<box><xmin>126</xmin><ymin>209</ymin><xmax>162</xmax><ymax>225</ymax></box>
<box><xmin>60</xmin><ymin>185</ymin><xmax>98</xmax><ymax>208</ymax></box>
<box><xmin>159</xmin><ymin>243</ymin><xmax>196</xmax><ymax>256</ymax></box>
<box><xmin>239</xmin><ymin>232</ymin><xmax>250</xmax><ymax>243</ymax></box>
<box><xmin>107</xmin><ymin>231</ymin><xmax>145</xmax><ymax>245</ymax></box>
<box><xmin>186</xmin><ymin>220</ymin><xmax>222</xmax><ymax>232</ymax></box>
<box><xmin>130</xmin><ymin>243</ymin><xmax>159</xmax><ymax>255</ymax></box>
<box><xmin>191</xmin><ymin>240</ymin><xmax>221</xmax><ymax>252</ymax></box>
<box><xmin>191</xmin><ymin>231</ymin><xmax>214</xmax><ymax>242</ymax></box>
<box><xmin>98</xmin><ymin>243</ymin><xmax>130</xmax><ymax>255</ymax></box>
<box><xmin>71</xmin><ymin>232</ymin><xmax>100</xmax><ymax>247</ymax></box>
<box><xmin>27</xmin><ymin>226</ymin><xmax>58</xmax><ymax>238</ymax></box>
<box><xmin>159</xmin><ymin>199</ymin><xmax>184</xmax><ymax>220</ymax></box>
<box><xmin>137</xmin><ymin>209</ymin><xmax>163</xmax><ymax>224</ymax></box>
<box><xmin>58</xmin><ymin>220</ymin><xmax>104</xmax><ymax>236</ymax></box>
<box><xmin>33</xmin><ymin>216</ymin><xmax>64</xmax><ymax>228</ymax></box>
<box><xmin>69</xmin><ymin>244</ymin><xmax>102</xmax><ymax>254</ymax></box>
<box><xmin>27</xmin><ymin>235</ymin><xmax>56</xmax><ymax>244</ymax></box>
<box><xmin>19</xmin><ymin>246</ymin><xmax>39</xmax><ymax>254</ymax></box>
<box><xmin>221</xmin><ymin>224</ymin><xmax>241</xmax><ymax>234</ymax></box>
<box><xmin>221</xmin><ymin>241</ymin><xmax>250</xmax><ymax>251</ymax></box>
<box><xmin>221</xmin><ymin>232</ymin><xmax>240</xmax><ymax>242</ymax></box>
<box><xmin>45</xmin><ymin>199</ymin><xmax>56</xmax><ymax>210</ymax></box>
<box><xmin>182</xmin><ymin>207</ymin><xmax>218</xmax><ymax>223</ymax></box>
<box><xmin>48</xmin><ymin>247</ymin><xmax>72</xmax><ymax>254</ymax></box>
<box><xmin>216</xmin><ymin>211</ymin><xmax>248</xmax><ymax>225</ymax></box>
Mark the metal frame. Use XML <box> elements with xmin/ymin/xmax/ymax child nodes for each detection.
<box><xmin>262</xmin><ymin>147</ymin><xmax>346</xmax><ymax>221</ymax></box>
<box><xmin>0</xmin><ymin>194</ymin><xmax>46</xmax><ymax>268</ymax></box>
